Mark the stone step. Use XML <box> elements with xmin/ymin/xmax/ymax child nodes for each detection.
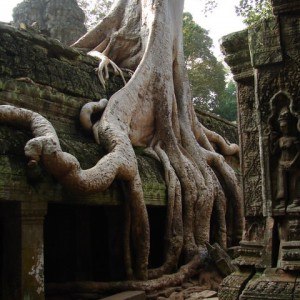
<box><xmin>100</xmin><ymin>291</ymin><xmax>146</xmax><ymax>300</ymax></box>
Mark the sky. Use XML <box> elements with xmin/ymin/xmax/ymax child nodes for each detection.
<box><xmin>184</xmin><ymin>0</ymin><xmax>246</xmax><ymax>57</ymax></box>
<box><xmin>0</xmin><ymin>0</ymin><xmax>246</xmax><ymax>58</ymax></box>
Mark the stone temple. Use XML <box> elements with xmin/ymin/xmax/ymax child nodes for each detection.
<box><xmin>219</xmin><ymin>0</ymin><xmax>300</xmax><ymax>299</ymax></box>
<box><xmin>0</xmin><ymin>0</ymin><xmax>300</xmax><ymax>299</ymax></box>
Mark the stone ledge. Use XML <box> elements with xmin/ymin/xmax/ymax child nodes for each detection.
<box><xmin>101</xmin><ymin>291</ymin><xmax>146</xmax><ymax>300</ymax></box>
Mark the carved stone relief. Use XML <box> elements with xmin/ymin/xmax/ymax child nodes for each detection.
<box><xmin>239</xmin><ymin>268</ymin><xmax>299</xmax><ymax>299</ymax></box>
<box><xmin>238</xmin><ymin>83</ymin><xmax>263</xmax><ymax>217</ymax></box>
<box><xmin>220</xmin><ymin>1</ymin><xmax>300</xmax><ymax>298</ymax></box>
<box><xmin>268</xmin><ymin>92</ymin><xmax>300</xmax><ymax>214</ymax></box>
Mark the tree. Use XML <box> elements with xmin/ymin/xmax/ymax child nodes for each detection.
<box><xmin>183</xmin><ymin>12</ymin><xmax>226</xmax><ymax>112</ymax></box>
<box><xmin>78</xmin><ymin>6</ymin><xmax>227</xmax><ymax>113</ymax></box>
<box><xmin>77</xmin><ymin>0</ymin><xmax>114</xmax><ymax>29</ymax></box>
<box><xmin>215</xmin><ymin>80</ymin><xmax>238</xmax><ymax>122</ymax></box>
<box><xmin>0</xmin><ymin>0</ymin><xmax>243</xmax><ymax>292</ymax></box>
<box><xmin>236</xmin><ymin>0</ymin><xmax>273</xmax><ymax>25</ymax></box>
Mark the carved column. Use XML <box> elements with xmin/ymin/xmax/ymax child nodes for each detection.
<box><xmin>219</xmin><ymin>29</ymin><xmax>260</xmax><ymax>300</ymax></box>
<box><xmin>221</xmin><ymin>0</ymin><xmax>300</xmax><ymax>299</ymax></box>
<box><xmin>250</xmin><ymin>0</ymin><xmax>300</xmax><ymax>274</ymax></box>
<box><xmin>1</xmin><ymin>202</ymin><xmax>47</xmax><ymax>300</ymax></box>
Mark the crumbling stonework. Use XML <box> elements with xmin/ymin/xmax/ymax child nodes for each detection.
<box><xmin>0</xmin><ymin>21</ymin><xmax>238</xmax><ymax>299</ymax></box>
<box><xmin>220</xmin><ymin>0</ymin><xmax>300</xmax><ymax>299</ymax></box>
<box><xmin>12</xmin><ymin>0</ymin><xmax>87</xmax><ymax>45</ymax></box>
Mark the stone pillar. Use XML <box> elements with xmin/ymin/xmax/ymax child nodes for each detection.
<box><xmin>220</xmin><ymin>0</ymin><xmax>300</xmax><ymax>299</ymax></box>
<box><xmin>1</xmin><ymin>202</ymin><xmax>47</xmax><ymax>300</ymax></box>
<box><xmin>219</xmin><ymin>29</ymin><xmax>260</xmax><ymax>300</ymax></box>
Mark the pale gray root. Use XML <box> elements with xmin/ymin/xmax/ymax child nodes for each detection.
<box><xmin>88</xmin><ymin>51</ymin><xmax>126</xmax><ymax>89</ymax></box>
<box><xmin>201</xmin><ymin>124</ymin><xmax>239</xmax><ymax>157</ymax></box>
<box><xmin>147</xmin><ymin>144</ymin><xmax>183</xmax><ymax>279</ymax></box>
<box><xmin>80</xmin><ymin>98</ymin><xmax>108</xmax><ymax>133</ymax></box>
<box><xmin>0</xmin><ymin>105</ymin><xmax>137</xmax><ymax>191</ymax></box>
<box><xmin>206</xmin><ymin>150</ymin><xmax>244</xmax><ymax>244</ymax></box>
<box><xmin>72</xmin><ymin>0</ymin><xmax>145</xmax><ymax>71</ymax></box>
<box><xmin>47</xmin><ymin>255</ymin><xmax>201</xmax><ymax>295</ymax></box>
<box><xmin>0</xmin><ymin>104</ymin><xmax>149</xmax><ymax>280</ymax></box>
<box><xmin>127</xmin><ymin>173</ymin><xmax>150</xmax><ymax>280</ymax></box>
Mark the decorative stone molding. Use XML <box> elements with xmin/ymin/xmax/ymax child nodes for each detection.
<box><xmin>220</xmin><ymin>1</ymin><xmax>300</xmax><ymax>298</ymax></box>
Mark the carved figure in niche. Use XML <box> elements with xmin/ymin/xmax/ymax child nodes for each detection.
<box><xmin>269</xmin><ymin>94</ymin><xmax>300</xmax><ymax>213</ymax></box>
<box><xmin>245</xmin><ymin>222</ymin><xmax>262</xmax><ymax>242</ymax></box>
<box><xmin>288</xmin><ymin>218</ymin><xmax>300</xmax><ymax>241</ymax></box>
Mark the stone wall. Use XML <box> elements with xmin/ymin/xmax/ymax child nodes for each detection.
<box><xmin>0</xmin><ymin>21</ymin><xmax>238</xmax><ymax>299</ymax></box>
<box><xmin>219</xmin><ymin>0</ymin><xmax>300</xmax><ymax>299</ymax></box>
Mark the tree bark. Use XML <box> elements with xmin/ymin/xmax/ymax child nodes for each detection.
<box><xmin>0</xmin><ymin>0</ymin><xmax>243</xmax><ymax>292</ymax></box>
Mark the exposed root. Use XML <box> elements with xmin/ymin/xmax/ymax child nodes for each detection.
<box><xmin>46</xmin><ymin>255</ymin><xmax>202</xmax><ymax>296</ymax></box>
<box><xmin>202</xmin><ymin>124</ymin><xmax>239</xmax><ymax>157</ymax></box>
<box><xmin>126</xmin><ymin>174</ymin><xmax>150</xmax><ymax>280</ymax></box>
<box><xmin>88</xmin><ymin>50</ymin><xmax>126</xmax><ymax>89</ymax></box>
<box><xmin>0</xmin><ymin>0</ymin><xmax>243</xmax><ymax>294</ymax></box>
<box><xmin>147</xmin><ymin>144</ymin><xmax>183</xmax><ymax>279</ymax></box>
<box><xmin>80</xmin><ymin>98</ymin><xmax>108</xmax><ymax>133</ymax></box>
<box><xmin>0</xmin><ymin>104</ymin><xmax>149</xmax><ymax>280</ymax></box>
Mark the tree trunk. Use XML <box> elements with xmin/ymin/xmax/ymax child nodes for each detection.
<box><xmin>0</xmin><ymin>0</ymin><xmax>243</xmax><ymax>292</ymax></box>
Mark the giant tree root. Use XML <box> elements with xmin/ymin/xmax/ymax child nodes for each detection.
<box><xmin>46</xmin><ymin>255</ymin><xmax>201</xmax><ymax>296</ymax></box>
<box><xmin>0</xmin><ymin>0</ymin><xmax>243</xmax><ymax>293</ymax></box>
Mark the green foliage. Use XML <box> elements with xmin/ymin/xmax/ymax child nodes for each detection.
<box><xmin>202</xmin><ymin>0</ymin><xmax>218</xmax><ymax>16</ymax></box>
<box><xmin>236</xmin><ymin>0</ymin><xmax>273</xmax><ymax>25</ymax></box>
<box><xmin>183</xmin><ymin>13</ymin><xmax>213</xmax><ymax>62</ymax></box>
<box><xmin>77</xmin><ymin>0</ymin><xmax>114</xmax><ymax>29</ymax></box>
<box><xmin>214</xmin><ymin>80</ymin><xmax>237</xmax><ymax>122</ymax></box>
<box><xmin>183</xmin><ymin>13</ymin><xmax>226</xmax><ymax>112</ymax></box>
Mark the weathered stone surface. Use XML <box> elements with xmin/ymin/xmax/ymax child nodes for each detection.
<box><xmin>221</xmin><ymin>28</ymin><xmax>263</xmax><ymax>218</ymax></box>
<box><xmin>0</xmin><ymin>22</ymin><xmax>237</xmax><ymax>207</ymax></box>
<box><xmin>240</xmin><ymin>269</ymin><xmax>300</xmax><ymax>300</ymax></box>
<box><xmin>0</xmin><ymin>22</ymin><xmax>166</xmax><ymax>206</ymax></box>
<box><xmin>0</xmin><ymin>201</ymin><xmax>48</xmax><ymax>300</ymax></box>
<box><xmin>206</xmin><ymin>243</ymin><xmax>237</xmax><ymax>277</ymax></box>
<box><xmin>218</xmin><ymin>271</ymin><xmax>253</xmax><ymax>300</ymax></box>
<box><xmin>220</xmin><ymin>2</ymin><xmax>300</xmax><ymax>299</ymax></box>
<box><xmin>0</xmin><ymin>22</ymin><xmax>108</xmax><ymax>100</ymax></box>
<box><xmin>13</xmin><ymin>0</ymin><xmax>87</xmax><ymax>45</ymax></box>
<box><xmin>272</xmin><ymin>0</ymin><xmax>300</xmax><ymax>15</ymax></box>
<box><xmin>220</xmin><ymin>29</ymin><xmax>253</xmax><ymax>82</ymax></box>
<box><xmin>0</xmin><ymin>9</ymin><xmax>239</xmax><ymax>300</ymax></box>
<box><xmin>101</xmin><ymin>291</ymin><xmax>146</xmax><ymax>300</ymax></box>
<box><xmin>248</xmin><ymin>18</ymin><xmax>282</xmax><ymax>67</ymax></box>
<box><xmin>281</xmin><ymin>14</ymin><xmax>300</xmax><ymax>63</ymax></box>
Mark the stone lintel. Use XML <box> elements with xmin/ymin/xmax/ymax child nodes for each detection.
<box><xmin>220</xmin><ymin>29</ymin><xmax>253</xmax><ymax>82</ymax></box>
